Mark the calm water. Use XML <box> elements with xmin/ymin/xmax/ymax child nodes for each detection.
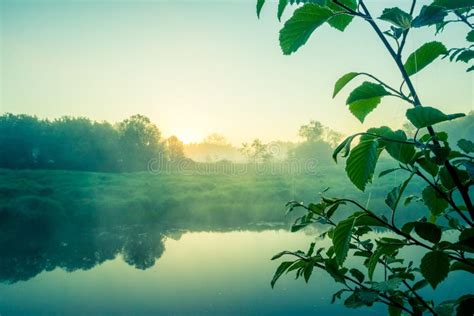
<box><xmin>0</xmin><ymin>226</ymin><xmax>471</xmax><ymax>315</ymax></box>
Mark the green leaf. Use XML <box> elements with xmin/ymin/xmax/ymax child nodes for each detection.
<box><xmin>388</xmin><ymin>296</ymin><xmax>404</xmax><ymax>316</ymax></box>
<box><xmin>279</xmin><ymin>4</ymin><xmax>334</xmax><ymax>55</ymax></box>
<box><xmin>349</xmin><ymin>98</ymin><xmax>382</xmax><ymax>123</ymax></box>
<box><xmin>412</xmin><ymin>280</ymin><xmax>428</xmax><ymax>291</ymax></box>
<box><xmin>368</xmin><ymin>239</ymin><xmax>405</xmax><ymax>280</ymax></box>
<box><xmin>327</xmin><ymin>0</ymin><xmax>357</xmax><ymax>31</ymax></box>
<box><xmin>257</xmin><ymin>0</ymin><xmax>265</xmax><ymax>18</ymax></box>
<box><xmin>433</xmin><ymin>0</ymin><xmax>474</xmax><ymax>10</ymax></box>
<box><xmin>379</xmin><ymin>7</ymin><xmax>412</xmax><ymax>29</ymax></box>
<box><xmin>303</xmin><ymin>261</ymin><xmax>314</xmax><ymax>282</ymax></box>
<box><xmin>401</xmin><ymin>221</ymin><xmax>416</xmax><ymax>234</ymax></box>
<box><xmin>324</xmin><ymin>257</ymin><xmax>347</xmax><ymax>283</ymax></box>
<box><xmin>412</xmin><ymin>5</ymin><xmax>447</xmax><ymax>28</ymax></box>
<box><xmin>331</xmin><ymin>289</ymin><xmax>347</xmax><ymax>304</ymax></box>
<box><xmin>344</xmin><ymin>288</ymin><xmax>379</xmax><ymax>308</ymax></box>
<box><xmin>372</xmin><ymin>278</ymin><xmax>402</xmax><ymax>292</ymax></box>
<box><xmin>271</xmin><ymin>261</ymin><xmax>293</xmax><ymax>288</ymax></box>
<box><xmin>467</xmin><ymin>30</ymin><xmax>474</xmax><ymax>42</ymax></box>
<box><xmin>385</xmin><ymin>173</ymin><xmax>414</xmax><ymax>211</ymax></box>
<box><xmin>417</xmin><ymin>157</ymin><xmax>439</xmax><ymax>177</ymax></box>
<box><xmin>456</xmin><ymin>50</ymin><xmax>474</xmax><ymax>63</ymax></box>
<box><xmin>345</xmin><ymin>139</ymin><xmax>379</xmax><ymax>191</ymax></box>
<box><xmin>384</xmin><ymin>130</ymin><xmax>416</xmax><ymax>164</ymax></box>
<box><xmin>439</xmin><ymin>166</ymin><xmax>470</xmax><ymax>190</ymax></box>
<box><xmin>458</xmin><ymin>139</ymin><xmax>474</xmax><ymax>153</ymax></box>
<box><xmin>456</xmin><ymin>296</ymin><xmax>474</xmax><ymax>316</ymax></box>
<box><xmin>459</xmin><ymin>227</ymin><xmax>474</xmax><ymax>242</ymax></box>
<box><xmin>332</xmin><ymin>134</ymin><xmax>356</xmax><ymax>162</ymax></box>
<box><xmin>333</xmin><ymin>72</ymin><xmax>360</xmax><ymax>98</ymax></box>
<box><xmin>333</xmin><ymin>217</ymin><xmax>356</xmax><ymax>265</ymax></box>
<box><xmin>404</xmin><ymin>41</ymin><xmax>448</xmax><ymax>76</ymax></box>
<box><xmin>420</xmin><ymin>251</ymin><xmax>450</xmax><ymax>289</ymax></box>
<box><xmin>414</xmin><ymin>222</ymin><xmax>442</xmax><ymax>244</ymax></box>
<box><xmin>271</xmin><ymin>251</ymin><xmax>291</xmax><ymax>260</ymax></box>
<box><xmin>379</xmin><ymin>168</ymin><xmax>399</xmax><ymax>178</ymax></box>
<box><xmin>277</xmin><ymin>0</ymin><xmax>288</xmax><ymax>21</ymax></box>
<box><xmin>450</xmin><ymin>260</ymin><xmax>474</xmax><ymax>274</ymax></box>
<box><xmin>422</xmin><ymin>186</ymin><xmax>448</xmax><ymax>216</ymax></box>
<box><xmin>346</xmin><ymin>82</ymin><xmax>390</xmax><ymax>122</ymax></box>
<box><xmin>349</xmin><ymin>268</ymin><xmax>365</xmax><ymax>283</ymax></box>
<box><xmin>406</xmin><ymin>106</ymin><xmax>465</xmax><ymax>129</ymax></box>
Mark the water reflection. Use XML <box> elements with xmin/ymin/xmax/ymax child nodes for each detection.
<box><xmin>0</xmin><ymin>220</ymin><xmax>286</xmax><ymax>284</ymax></box>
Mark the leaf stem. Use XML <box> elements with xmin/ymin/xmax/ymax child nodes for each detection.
<box><xmin>358</xmin><ymin>0</ymin><xmax>474</xmax><ymax>222</ymax></box>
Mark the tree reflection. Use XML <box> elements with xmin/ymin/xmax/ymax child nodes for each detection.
<box><xmin>0</xmin><ymin>218</ymin><xmax>282</xmax><ymax>283</ymax></box>
<box><xmin>0</xmin><ymin>223</ymin><xmax>168</xmax><ymax>284</ymax></box>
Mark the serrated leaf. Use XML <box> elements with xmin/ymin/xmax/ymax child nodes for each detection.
<box><xmin>333</xmin><ymin>72</ymin><xmax>360</xmax><ymax>98</ymax></box>
<box><xmin>345</xmin><ymin>139</ymin><xmax>379</xmax><ymax>191</ymax></box>
<box><xmin>344</xmin><ymin>288</ymin><xmax>379</xmax><ymax>308</ymax></box>
<box><xmin>382</xmin><ymin>130</ymin><xmax>416</xmax><ymax>164</ymax></box>
<box><xmin>327</xmin><ymin>0</ymin><xmax>357</xmax><ymax>31</ymax></box>
<box><xmin>467</xmin><ymin>30</ymin><xmax>474</xmax><ymax>42</ymax></box>
<box><xmin>404</xmin><ymin>41</ymin><xmax>448</xmax><ymax>76</ymax></box>
<box><xmin>372</xmin><ymin>278</ymin><xmax>402</xmax><ymax>292</ymax></box>
<box><xmin>346</xmin><ymin>82</ymin><xmax>389</xmax><ymax>105</ymax></box>
<box><xmin>420</xmin><ymin>251</ymin><xmax>449</xmax><ymax>289</ymax></box>
<box><xmin>414</xmin><ymin>222</ymin><xmax>442</xmax><ymax>244</ymax></box>
<box><xmin>422</xmin><ymin>185</ymin><xmax>448</xmax><ymax>216</ymax></box>
<box><xmin>412</xmin><ymin>5</ymin><xmax>447</xmax><ymax>28</ymax></box>
<box><xmin>433</xmin><ymin>0</ymin><xmax>474</xmax><ymax>10</ymax></box>
<box><xmin>379</xmin><ymin>7</ymin><xmax>412</xmax><ymax>29</ymax></box>
<box><xmin>406</xmin><ymin>106</ymin><xmax>465</xmax><ymax>128</ymax></box>
<box><xmin>346</xmin><ymin>82</ymin><xmax>389</xmax><ymax>122</ymax></box>
<box><xmin>417</xmin><ymin>157</ymin><xmax>439</xmax><ymax>177</ymax></box>
<box><xmin>324</xmin><ymin>257</ymin><xmax>347</xmax><ymax>283</ymax></box>
<box><xmin>279</xmin><ymin>4</ymin><xmax>334</xmax><ymax>55</ymax></box>
<box><xmin>456</xmin><ymin>50</ymin><xmax>474</xmax><ymax>63</ymax></box>
<box><xmin>333</xmin><ymin>217</ymin><xmax>356</xmax><ymax>265</ymax></box>
<box><xmin>349</xmin><ymin>98</ymin><xmax>382</xmax><ymax>123</ymax></box>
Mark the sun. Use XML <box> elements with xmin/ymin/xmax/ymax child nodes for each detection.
<box><xmin>171</xmin><ymin>130</ymin><xmax>201</xmax><ymax>144</ymax></box>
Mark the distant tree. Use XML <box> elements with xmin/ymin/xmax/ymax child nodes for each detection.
<box><xmin>0</xmin><ymin>114</ymin><xmax>44</xmax><ymax>169</ymax></box>
<box><xmin>166</xmin><ymin>135</ymin><xmax>185</xmax><ymax>161</ymax></box>
<box><xmin>240</xmin><ymin>139</ymin><xmax>273</xmax><ymax>163</ymax></box>
<box><xmin>298</xmin><ymin>120</ymin><xmax>343</xmax><ymax>147</ymax></box>
<box><xmin>203</xmin><ymin>133</ymin><xmax>229</xmax><ymax>146</ymax></box>
<box><xmin>298</xmin><ymin>120</ymin><xmax>325</xmax><ymax>142</ymax></box>
<box><xmin>117</xmin><ymin>115</ymin><xmax>164</xmax><ymax>171</ymax></box>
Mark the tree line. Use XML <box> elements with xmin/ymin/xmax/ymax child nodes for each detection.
<box><xmin>0</xmin><ymin>113</ymin><xmax>176</xmax><ymax>172</ymax></box>
<box><xmin>0</xmin><ymin>113</ymin><xmax>346</xmax><ymax>172</ymax></box>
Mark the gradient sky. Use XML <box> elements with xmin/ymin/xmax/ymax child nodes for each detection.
<box><xmin>0</xmin><ymin>0</ymin><xmax>472</xmax><ymax>144</ymax></box>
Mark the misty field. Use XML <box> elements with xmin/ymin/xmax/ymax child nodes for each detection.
<box><xmin>0</xmin><ymin>163</ymin><xmax>419</xmax><ymax>232</ymax></box>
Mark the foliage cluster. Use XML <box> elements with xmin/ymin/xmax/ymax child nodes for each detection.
<box><xmin>257</xmin><ymin>0</ymin><xmax>474</xmax><ymax>315</ymax></box>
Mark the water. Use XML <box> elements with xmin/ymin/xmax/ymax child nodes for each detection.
<box><xmin>0</xmin><ymin>225</ymin><xmax>387</xmax><ymax>315</ymax></box>
<box><xmin>0</xmin><ymin>222</ymin><xmax>471</xmax><ymax>315</ymax></box>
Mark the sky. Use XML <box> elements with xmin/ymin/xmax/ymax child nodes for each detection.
<box><xmin>0</xmin><ymin>0</ymin><xmax>472</xmax><ymax>144</ymax></box>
